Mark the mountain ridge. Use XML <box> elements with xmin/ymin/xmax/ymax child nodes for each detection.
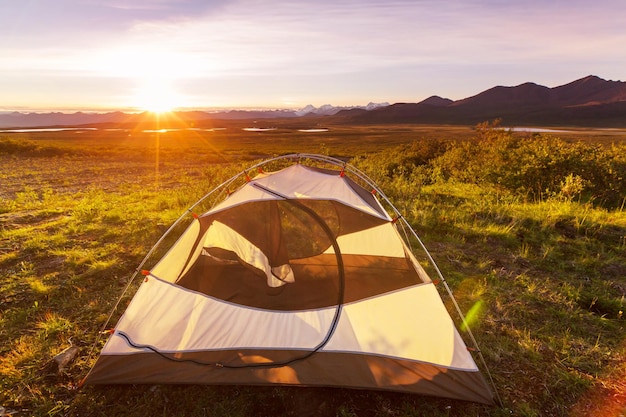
<box><xmin>347</xmin><ymin>75</ymin><xmax>626</xmax><ymax>127</ymax></box>
<box><xmin>1</xmin><ymin>75</ymin><xmax>625</xmax><ymax>128</ymax></box>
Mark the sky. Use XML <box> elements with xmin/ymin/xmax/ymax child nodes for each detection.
<box><xmin>1</xmin><ymin>0</ymin><xmax>625</xmax><ymax>112</ymax></box>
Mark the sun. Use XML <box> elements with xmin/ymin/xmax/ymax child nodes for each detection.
<box><xmin>97</xmin><ymin>45</ymin><xmax>201</xmax><ymax>113</ymax></box>
<box><xmin>132</xmin><ymin>78</ymin><xmax>183</xmax><ymax>113</ymax></box>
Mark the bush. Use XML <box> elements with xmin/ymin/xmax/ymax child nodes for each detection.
<box><xmin>0</xmin><ymin>137</ymin><xmax>67</xmax><ymax>156</ymax></box>
<box><xmin>428</xmin><ymin>120</ymin><xmax>626</xmax><ymax>208</ymax></box>
<box><xmin>360</xmin><ymin>120</ymin><xmax>626</xmax><ymax>209</ymax></box>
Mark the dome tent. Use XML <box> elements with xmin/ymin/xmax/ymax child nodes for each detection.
<box><xmin>82</xmin><ymin>154</ymin><xmax>497</xmax><ymax>405</ymax></box>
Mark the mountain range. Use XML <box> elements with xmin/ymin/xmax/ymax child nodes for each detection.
<box><xmin>1</xmin><ymin>75</ymin><xmax>625</xmax><ymax>129</ymax></box>
<box><xmin>343</xmin><ymin>75</ymin><xmax>626</xmax><ymax>127</ymax></box>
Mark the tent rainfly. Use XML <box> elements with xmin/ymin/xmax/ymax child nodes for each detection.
<box><xmin>82</xmin><ymin>154</ymin><xmax>497</xmax><ymax>405</ymax></box>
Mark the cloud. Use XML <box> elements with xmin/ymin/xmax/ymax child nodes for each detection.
<box><xmin>1</xmin><ymin>0</ymin><xmax>625</xmax><ymax>109</ymax></box>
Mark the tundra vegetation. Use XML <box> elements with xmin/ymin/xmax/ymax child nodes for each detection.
<box><xmin>1</xmin><ymin>121</ymin><xmax>625</xmax><ymax>416</ymax></box>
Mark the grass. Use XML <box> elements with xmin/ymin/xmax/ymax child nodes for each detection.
<box><xmin>1</xmin><ymin>124</ymin><xmax>625</xmax><ymax>416</ymax></box>
<box><xmin>394</xmin><ymin>182</ymin><xmax>625</xmax><ymax>416</ymax></box>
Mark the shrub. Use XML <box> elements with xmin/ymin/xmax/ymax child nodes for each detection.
<box><xmin>0</xmin><ymin>137</ymin><xmax>67</xmax><ymax>156</ymax></box>
<box><xmin>428</xmin><ymin>120</ymin><xmax>626</xmax><ymax>208</ymax></box>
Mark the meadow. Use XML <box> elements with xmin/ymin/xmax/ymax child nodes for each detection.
<box><xmin>1</xmin><ymin>122</ymin><xmax>625</xmax><ymax>416</ymax></box>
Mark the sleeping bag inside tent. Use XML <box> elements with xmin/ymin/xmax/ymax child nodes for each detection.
<box><xmin>83</xmin><ymin>157</ymin><xmax>495</xmax><ymax>405</ymax></box>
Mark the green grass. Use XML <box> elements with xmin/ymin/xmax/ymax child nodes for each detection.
<box><xmin>1</xmin><ymin>125</ymin><xmax>625</xmax><ymax>416</ymax></box>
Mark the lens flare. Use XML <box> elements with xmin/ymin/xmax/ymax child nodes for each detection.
<box><xmin>461</xmin><ymin>299</ymin><xmax>484</xmax><ymax>332</ymax></box>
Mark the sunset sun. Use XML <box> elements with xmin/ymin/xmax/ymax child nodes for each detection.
<box><xmin>133</xmin><ymin>78</ymin><xmax>182</xmax><ymax>113</ymax></box>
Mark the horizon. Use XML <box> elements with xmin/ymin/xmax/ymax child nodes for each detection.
<box><xmin>1</xmin><ymin>1</ymin><xmax>625</xmax><ymax>113</ymax></box>
<box><xmin>1</xmin><ymin>73</ymin><xmax>622</xmax><ymax>115</ymax></box>
<box><xmin>0</xmin><ymin>102</ymin><xmax>389</xmax><ymax>114</ymax></box>
<box><xmin>0</xmin><ymin>105</ymin><xmax>306</xmax><ymax>114</ymax></box>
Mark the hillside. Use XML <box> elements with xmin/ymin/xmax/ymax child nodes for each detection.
<box><xmin>348</xmin><ymin>75</ymin><xmax>626</xmax><ymax>127</ymax></box>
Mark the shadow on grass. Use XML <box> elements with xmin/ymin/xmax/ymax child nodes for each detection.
<box><xmin>72</xmin><ymin>385</ymin><xmax>499</xmax><ymax>417</ymax></box>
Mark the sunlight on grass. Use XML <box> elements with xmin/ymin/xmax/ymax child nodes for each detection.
<box><xmin>87</xmin><ymin>257</ymin><xmax>120</xmax><ymax>275</ymax></box>
<box><xmin>515</xmin><ymin>328</ymin><xmax>544</xmax><ymax>358</ymax></box>
<box><xmin>479</xmin><ymin>221</ymin><xmax>518</xmax><ymax>239</ymax></box>
<box><xmin>29</xmin><ymin>278</ymin><xmax>54</xmax><ymax>294</ymax></box>
<box><xmin>0</xmin><ymin>335</ymin><xmax>39</xmax><ymax>380</ymax></box>
<box><xmin>61</xmin><ymin>247</ymin><xmax>96</xmax><ymax>268</ymax></box>
<box><xmin>22</xmin><ymin>229</ymin><xmax>67</xmax><ymax>252</ymax></box>
<box><xmin>16</xmin><ymin>260</ymin><xmax>36</xmax><ymax>277</ymax></box>
<box><xmin>36</xmin><ymin>311</ymin><xmax>72</xmax><ymax>338</ymax></box>
<box><xmin>0</xmin><ymin>198</ymin><xmax>17</xmax><ymax>213</ymax></box>
<box><xmin>518</xmin><ymin>242</ymin><xmax>532</xmax><ymax>259</ymax></box>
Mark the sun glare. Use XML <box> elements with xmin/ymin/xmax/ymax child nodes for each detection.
<box><xmin>132</xmin><ymin>78</ymin><xmax>183</xmax><ymax>113</ymax></box>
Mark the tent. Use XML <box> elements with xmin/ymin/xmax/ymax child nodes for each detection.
<box><xmin>82</xmin><ymin>154</ymin><xmax>496</xmax><ymax>405</ymax></box>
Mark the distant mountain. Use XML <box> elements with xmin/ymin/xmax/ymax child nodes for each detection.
<box><xmin>295</xmin><ymin>102</ymin><xmax>389</xmax><ymax>116</ymax></box>
<box><xmin>0</xmin><ymin>111</ymin><xmax>132</xmax><ymax>129</ymax></box>
<box><xmin>419</xmin><ymin>96</ymin><xmax>454</xmax><ymax>107</ymax></box>
<box><xmin>551</xmin><ymin>75</ymin><xmax>626</xmax><ymax>105</ymax></box>
<box><xmin>0</xmin><ymin>103</ymin><xmax>387</xmax><ymax>129</ymax></box>
<box><xmin>348</xmin><ymin>75</ymin><xmax>626</xmax><ymax>127</ymax></box>
<box><xmin>0</xmin><ymin>109</ymin><xmax>300</xmax><ymax>129</ymax></box>
<box><xmin>1</xmin><ymin>76</ymin><xmax>624</xmax><ymax>128</ymax></box>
